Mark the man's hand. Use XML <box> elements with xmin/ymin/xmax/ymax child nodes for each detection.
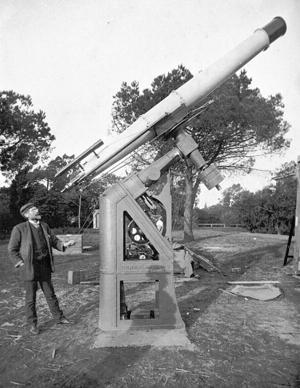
<box><xmin>15</xmin><ymin>260</ymin><xmax>24</xmax><ymax>268</ymax></box>
<box><xmin>64</xmin><ymin>240</ymin><xmax>75</xmax><ymax>248</ymax></box>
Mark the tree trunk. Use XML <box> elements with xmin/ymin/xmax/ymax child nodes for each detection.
<box><xmin>183</xmin><ymin>168</ymin><xmax>202</xmax><ymax>242</ymax></box>
<box><xmin>78</xmin><ymin>194</ymin><xmax>82</xmax><ymax>229</ymax></box>
<box><xmin>184</xmin><ymin>169</ymin><xmax>194</xmax><ymax>242</ymax></box>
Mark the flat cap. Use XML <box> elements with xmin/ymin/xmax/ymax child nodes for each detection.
<box><xmin>20</xmin><ymin>203</ymin><xmax>35</xmax><ymax>217</ymax></box>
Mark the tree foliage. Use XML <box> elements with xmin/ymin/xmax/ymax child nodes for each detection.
<box><xmin>112</xmin><ymin>65</ymin><xmax>193</xmax><ymax>168</ymax></box>
<box><xmin>111</xmin><ymin>66</ymin><xmax>290</xmax><ymax>240</ymax></box>
<box><xmin>113</xmin><ymin>65</ymin><xmax>192</xmax><ymax>131</ymax></box>
<box><xmin>0</xmin><ymin>91</ymin><xmax>55</xmax><ymax>178</ymax></box>
<box><xmin>192</xmin><ymin>71</ymin><xmax>290</xmax><ymax>170</ymax></box>
<box><xmin>0</xmin><ymin>187</ymin><xmax>14</xmax><ymax>236</ymax></box>
<box><xmin>5</xmin><ymin>154</ymin><xmax>120</xmax><ymax>229</ymax></box>
<box><xmin>202</xmin><ymin>162</ymin><xmax>297</xmax><ymax>234</ymax></box>
<box><xmin>0</xmin><ymin>90</ymin><xmax>120</xmax><ymax>232</ymax></box>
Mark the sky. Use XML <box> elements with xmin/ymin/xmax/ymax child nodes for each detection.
<box><xmin>1</xmin><ymin>0</ymin><xmax>299</xmax><ymax>207</ymax></box>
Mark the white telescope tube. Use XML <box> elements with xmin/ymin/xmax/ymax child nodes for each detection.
<box><xmin>62</xmin><ymin>17</ymin><xmax>286</xmax><ymax>187</ymax></box>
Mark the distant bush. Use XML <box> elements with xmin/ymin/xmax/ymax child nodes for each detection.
<box><xmin>0</xmin><ymin>215</ymin><xmax>15</xmax><ymax>239</ymax></box>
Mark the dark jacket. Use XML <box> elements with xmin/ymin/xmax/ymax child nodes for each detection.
<box><xmin>8</xmin><ymin>221</ymin><xmax>65</xmax><ymax>280</ymax></box>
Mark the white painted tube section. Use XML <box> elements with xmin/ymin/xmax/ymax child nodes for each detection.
<box><xmin>63</xmin><ymin>18</ymin><xmax>286</xmax><ymax>187</ymax></box>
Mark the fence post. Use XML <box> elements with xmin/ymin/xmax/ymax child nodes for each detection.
<box><xmin>294</xmin><ymin>156</ymin><xmax>300</xmax><ymax>275</ymax></box>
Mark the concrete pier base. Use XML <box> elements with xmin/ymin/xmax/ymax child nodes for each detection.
<box><xmin>92</xmin><ymin>328</ymin><xmax>195</xmax><ymax>350</ymax></box>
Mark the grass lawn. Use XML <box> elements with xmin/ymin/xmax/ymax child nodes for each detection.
<box><xmin>0</xmin><ymin>228</ymin><xmax>299</xmax><ymax>387</ymax></box>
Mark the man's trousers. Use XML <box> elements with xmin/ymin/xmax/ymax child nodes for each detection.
<box><xmin>24</xmin><ymin>260</ymin><xmax>63</xmax><ymax>325</ymax></box>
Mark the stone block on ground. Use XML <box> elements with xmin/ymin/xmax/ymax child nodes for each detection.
<box><xmin>55</xmin><ymin>234</ymin><xmax>83</xmax><ymax>255</ymax></box>
<box><xmin>68</xmin><ymin>268</ymin><xmax>99</xmax><ymax>285</ymax></box>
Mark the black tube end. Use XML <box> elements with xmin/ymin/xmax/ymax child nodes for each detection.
<box><xmin>262</xmin><ymin>17</ymin><xmax>287</xmax><ymax>44</ymax></box>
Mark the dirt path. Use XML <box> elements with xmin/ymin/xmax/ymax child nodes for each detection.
<box><xmin>0</xmin><ymin>230</ymin><xmax>299</xmax><ymax>387</ymax></box>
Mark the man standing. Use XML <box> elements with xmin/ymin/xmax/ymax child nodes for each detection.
<box><xmin>8</xmin><ymin>203</ymin><xmax>75</xmax><ymax>335</ymax></box>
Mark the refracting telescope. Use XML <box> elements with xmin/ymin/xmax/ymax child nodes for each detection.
<box><xmin>56</xmin><ymin>17</ymin><xmax>287</xmax><ymax>332</ymax></box>
<box><xmin>56</xmin><ymin>17</ymin><xmax>286</xmax><ymax>192</ymax></box>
